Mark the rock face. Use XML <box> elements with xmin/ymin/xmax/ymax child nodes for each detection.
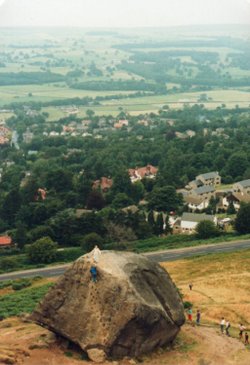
<box><xmin>31</xmin><ymin>250</ymin><xmax>185</xmax><ymax>361</ymax></box>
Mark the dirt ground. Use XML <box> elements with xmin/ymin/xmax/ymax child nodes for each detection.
<box><xmin>0</xmin><ymin>317</ymin><xmax>249</xmax><ymax>365</ymax></box>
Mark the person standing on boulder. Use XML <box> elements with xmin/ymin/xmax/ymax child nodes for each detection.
<box><xmin>90</xmin><ymin>265</ymin><xmax>97</xmax><ymax>283</ymax></box>
<box><xmin>189</xmin><ymin>283</ymin><xmax>193</xmax><ymax>290</ymax></box>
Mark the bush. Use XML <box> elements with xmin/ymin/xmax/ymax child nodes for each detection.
<box><xmin>26</xmin><ymin>237</ymin><xmax>58</xmax><ymax>264</ymax></box>
<box><xmin>80</xmin><ymin>233</ymin><xmax>103</xmax><ymax>252</ymax></box>
<box><xmin>196</xmin><ymin>220</ymin><xmax>220</xmax><ymax>239</ymax></box>
<box><xmin>235</xmin><ymin>203</ymin><xmax>250</xmax><ymax>234</ymax></box>
<box><xmin>12</xmin><ymin>279</ymin><xmax>32</xmax><ymax>291</ymax></box>
<box><xmin>183</xmin><ymin>301</ymin><xmax>193</xmax><ymax>309</ymax></box>
<box><xmin>0</xmin><ymin>257</ymin><xmax>19</xmax><ymax>271</ymax></box>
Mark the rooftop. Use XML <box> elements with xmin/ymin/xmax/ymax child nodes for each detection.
<box><xmin>197</xmin><ymin>171</ymin><xmax>219</xmax><ymax>180</ymax></box>
<box><xmin>182</xmin><ymin>213</ymin><xmax>215</xmax><ymax>223</ymax></box>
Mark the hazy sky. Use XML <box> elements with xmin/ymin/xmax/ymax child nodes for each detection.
<box><xmin>0</xmin><ymin>0</ymin><xmax>249</xmax><ymax>27</ymax></box>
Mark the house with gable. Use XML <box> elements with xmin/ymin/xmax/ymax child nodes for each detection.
<box><xmin>196</xmin><ymin>171</ymin><xmax>221</xmax><ymax>187</ymax></box>
<box><xmin>0</xmin><ymin>235</ymin><xmax>13</xmax><ymax>248</ymax></box>
<box><xmin>233</xmin><ymin>179</ymin><xmax>250</xmax><ymax>195</ymax></box>
<box><xmin>128</xmin><ymin>165</ymin><xmax>158</xmax><ymax>183</ymax></box>
<box><xmin>173</xmin><ymin>212</ymin><xmax>217</xmax><ymax>234</ymax></box>
<box><xmin>92</xmin><ymin>177</ymin><xmax>113</xmax><ymax>192</ymax></box>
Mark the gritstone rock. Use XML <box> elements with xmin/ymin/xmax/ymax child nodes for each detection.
<box><xmin>31</xmin><ymin>249</ymin><xmax>185</xmax><ymax>362</ymax></box>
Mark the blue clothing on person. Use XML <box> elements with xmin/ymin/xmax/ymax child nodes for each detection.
<box><xmin>90</xmin><ymin>266</ymin><xmax>97</xmax><ymax>282</ymax></box>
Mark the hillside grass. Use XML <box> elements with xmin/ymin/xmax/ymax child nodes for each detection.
<box><xmin>163</xmin><ymin>249</ymin><xmax>250</xmax><ymax>328</ymax></box>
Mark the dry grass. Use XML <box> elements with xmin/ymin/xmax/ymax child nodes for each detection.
<box><xmin>162</xmin><ymin>249</ymin><xmax>250</xmax><ymax>327</ymax></box>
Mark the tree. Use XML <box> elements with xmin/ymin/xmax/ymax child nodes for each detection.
<box><xmin>147</xmin><ymin>210</ymin><xmax>155</xmax><ymax>228</ymax></box>
<box><xmin>111</xmin><ymin>169</ymin><xmax>133</xmax><ymax>198</ymax></box>
<box><xmin>26</xmin><ymin>237</ymin><xmax>58</xmax><ymax>264</ymax></box>
<box><xmin>11</xmin><ymin>222</ymin><xmax>28</xmax><ymax>249</ymax></box>
<box><xmin>164</xmin><ymin>215</ymin><xmax>172</xmax><ymax>234</ymax></box>
<box><xmin>80</xmin><ymin>232</ymin><xmax>103</xmax><ymax>252</ymax></box>
<box><xmin>86</xmin><ymin>190</ymin><xmax>105</xmax><ymax>210</ymax></box>
<box><xmin>227</xmin><ymin>200</ymin><xmax>236</xmax><ymax>215</ymax></box>
<box><xmin>155</xmin><ymin>213</ymin><xmax>164</xmax><ymax>235</ymax></box>
<box><xmin>196</xmin><ymin>220</ymin><xmax>219</xmax><ymax>239</ymax></box>
<box><xmin>112</xmin><ymin>193</ymin><xmax>133</xmax><ymax>209</ymax></box>
<box><xmin>105</xmin><ymin>222</ymin><xmax>137</xmax><ymax>244</ymax></box>
<box><xmin>224</xmin><ymin>152</ymin><xmax>248</xmax><ymax>179</ymax></box>
<box><xmin>235</xmin><ymin>203</ymin><xmax>250</xmax><ymax>234</ymax></box>
<box><xmin>148</xmin><ymin>186</ymin><xmax>183</xmax><ymax>212</ymax></box>
<box><xmin>1</xmin><ymin>189</ymin><xmax>22</xmax><ymax>225</ymax></box>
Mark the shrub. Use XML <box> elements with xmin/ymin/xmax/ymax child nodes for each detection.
<box><xmin>26</xmin><ymin>236</ymin><xmax>58</xmax><ymax>264</ymax></box>
<box><xmin>12</xmin><ymin>279</ymin><xmax>32</xmax><ymax>291</ymax></box>
<box><xmin>0</xmin><ymin>257</ymin><xmax>19</xmax><ymax>271</ymax></box>
<box><xmin>80</xmin><ymin>233</ymin><xmax>103</xmax><ymax>252</ymax></box>
<box><xmin>196</xmin><ymin>220</ymin><xmax>220</xmax><ymax>239</ymax></box>
<box><xmin>183</xmin><ymin>301</ymin><xmax>193</xmax><ymax>309</ymax></box>
<box><xmin>235</xmin><ymin>203</ymin><xmax>250</xmax><ymax>234</ymax></box>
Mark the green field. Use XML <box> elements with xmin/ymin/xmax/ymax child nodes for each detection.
<box><xmin>41</xmin><ymin>88</ymin><xmax>250</xmax><ymax>119</ymax></box>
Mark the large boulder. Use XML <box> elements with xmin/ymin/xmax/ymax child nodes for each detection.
<box><xmin>31</xmin><ymin>249</ymin><xmax>185</xmax><ymax>362</ymax></box>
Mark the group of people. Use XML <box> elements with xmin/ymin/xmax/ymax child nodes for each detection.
<box><xmin>219</xmin><ymin>318</ymin><xmax>249</xmax><ymax>345</ymax></box>
<box><xmin>187</xmin><ymin>284</ymin><xmax>249</xmax><ymax>346</ymax></box>
<box><xmin>187</xmin><ymin>308</ymin><xmax>201</xmax><ymax>326</ymax></box>
<box><xmin>220</xmin><ymin>317</ymin><xmax>231</xmax><ymax>336</ymax></box>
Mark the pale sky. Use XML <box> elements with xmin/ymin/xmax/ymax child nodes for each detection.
<box><xmin>0</xmin><ymin>0</ymin><xmax>249</xmax><ymax>27</ymax></box>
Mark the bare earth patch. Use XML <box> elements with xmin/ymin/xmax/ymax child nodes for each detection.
<box><xmin>0</xmin><ymin>318</ymin><xmax>249</xmax><ymax>364</ymax></box>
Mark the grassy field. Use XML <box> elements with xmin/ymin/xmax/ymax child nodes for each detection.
<box><xmin>163</xmin><ymin>249</ymin><xmax>250</xmax><ymax>328</ymax></box>
<box><xmin>38</xmin><ymin>88</ymin><xmax>250</xmax><ymax>119</ymax></box>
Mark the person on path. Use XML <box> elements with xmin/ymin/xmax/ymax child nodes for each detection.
<box><xmin>239</xmin><ymin>324</ymin><xmax>246</xmax><ymax>339</ymax></box>
<box><xmin>225</xmin><ymin>321</ymin><xmax>231</xmax><ymax>336</ymax></box>
<box><xmin>196</xmin><ymin>310</ymin><xmax>201</xmax><ymax>325</ymax></box>
<box><xmin>220</xmin><ymin>318</ymin><xmax>226</xmax><ymax>334</ymax></box>
<box><xmin>189</xmin><ymin>283</ymin><xmax>193</xmax><ymax>290</ymax></box>
<box><xmin>187</xmin><ymin>308</ymin><xmax>193</xmax><ymax>322</ymax></box>
<box><xmin>245</xmin><ymin>332</ymin><xmax>249</xmax><ymax>345</ymax></box>
<box><xmin>90</xmin><ymin>265</ymin><xmax>97</xmax><ymax>282</ymax></box>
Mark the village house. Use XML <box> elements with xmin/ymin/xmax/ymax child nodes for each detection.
<box><xmin>173</xmin><ymin>212</ymin><xmax>217</xmax><ymax>234</ymax></box>
<box><xmin>0</xmin><ymin>235</ymin><xmax>13</xmax><ymax>248</ymax></box>
<box><xmin>184</xmin><ymin>195</ymin><xmax>210</xmax><ymax>212</ymax></box>
<box><xmin>128</xmin><ymin>165</ymin><xmax>158</xmax><ymax>183</ymax></box>
<box><xmin>221</xmin><ymin>193</ymin><xmax>246</xmax><ymax>211</ymax></box>
<box><xmin>233</xmin><ymin>179</ymin><xmax>250</xmax><ymax>195</ymax></box>
<box><xmin>114</xmin><ymin>119</ymin><xmax>129</xmax><ymax>129</ymax></box>
<box><xmin>189</xmin><ymin>185</ymin><xmax>215</xmax><ymax>200</ymax></box>
<box><xmin>92</xmin><ymin>177</ymin><xmax>113</xmax><ymax>192</ymax></box>
<box><xmin>196</xmin><ymin>171</ymin><xmax>221</xmax><ymax>186</ymax></box>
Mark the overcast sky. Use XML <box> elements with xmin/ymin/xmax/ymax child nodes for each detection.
<box><xmin>0</xmin><ymin>0</ymin><xmax>249</xmax><ymax>27</ymax></box>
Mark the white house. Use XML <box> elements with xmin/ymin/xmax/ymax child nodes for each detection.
<box><xmin>174</xmin><ymin>213</ymin><xmax>217</xmax><ymax>234</ymax></box>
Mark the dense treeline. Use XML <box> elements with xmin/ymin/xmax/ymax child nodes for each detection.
<box><xmin>71</xmin><ymin>80</ymin><xmax>166</xmax><ymax>94</ymax></box>
<box><xmin>132</xmin><ymin>50</ymin><xmax>219</xmax><ymax>64</ymax></box>
<box><xmin>0</xmin><ymin>71</ymin><xmax>64</xmax><ymax>86</ymax></box>
<box><xmin>114</xmin><ymin>37</ymin><xmax>250</xmax><ymax>51</ymax></box>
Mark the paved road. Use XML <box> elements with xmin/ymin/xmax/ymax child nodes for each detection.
<box><xmin>0</xmin><ymin>239</ymin><xmax>250</xmax><ymax>281</ymax></box>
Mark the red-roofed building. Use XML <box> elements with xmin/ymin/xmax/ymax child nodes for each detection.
<box><xmin>0</xmin><ymin>236</ymin><xmax>12</xmax><ymax>247</ymax></box>
<box><xmin>128</xmin><ymin>165</ymin><xmax>158</xmax><ymax>183</ymax></box>
<box><xmin>93</xmin><ymin>177</ymin><xmax>113</xmax><ymax>192</ymax></box>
